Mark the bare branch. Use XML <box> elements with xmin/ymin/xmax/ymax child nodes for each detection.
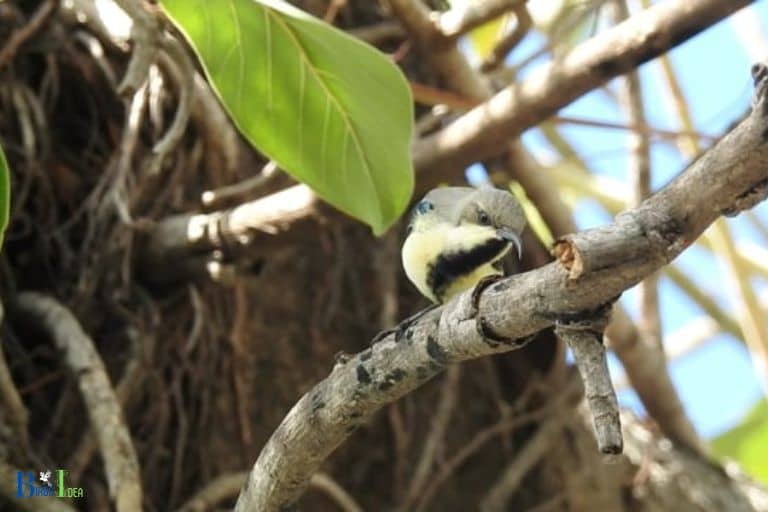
<box><xmin>413</xmin><ymin>377</ymin><xmax>581</xmax><ymax>512</ymax></box>
<box><xmin>0</xmin><ymin>0</ymin><xmax>58</xmax><ymax>71</ymax></box>
<box><xmin>113</xmin><ymin>0</ymin><xmax>160</xmax><ymax>97</ymax></box>
<box><xmin>309</xmin><ymin>473</ymin><xmax>364</xmax><ymax>512</ymax></box>
<box><xmin>413</xmin><ymin>0</ymin><xmax>753</xmax><ymax>176</ymax></box>
<box><xmin>177</xmin><ymin>472</ymin><xmax>248</xmax><ymax>512</ymax></box>
<box><xmin>144</xmin><ymin>33</ymin><xmax>195</xmax><ymax>174</ymax></box>
<box><xmin>555</xmin><ymin>309</ymin><xmax>621</xmax><ymax>454</ymax></box>
<box><xmin>0</xmin><ymin>301</ymin><xmax>31</xmax><ymax>458</ymax></box>
<box><xmin>14</xmin><ymin>293</ymin><xmax>142</xmax><ymax>512</ymax></box>
<box><xmin>348</xmin><ymin>21</ymin><xmax>405</xmax><ymax>44</ymax></box>
<box><xmin>399</xmin><ymin>365</ymin><xmax>461</xmax><ymax>511</ymax></box>
<box><xmin>232</xmin><ymin>66</ymin><xmax>768</xmax><ymax>511</ymax></box>
<box><xmin>177</xmin><ymin>471</ymin><xmax>362</xmax><ymax>512</ymax></box>
<box><xmin>480</xmin><ymin>415</ymin><xmax>562</xmax><ymax>512</ymax></box>
<box><xmin>201</xmin><ymin>161</ymin><xmax>280</xmax><ymax>209</ymax></box>
<box><xmin>142</xmin><ymin>184</ymin><xmax>319</xmax><ymax>283</ymax></box>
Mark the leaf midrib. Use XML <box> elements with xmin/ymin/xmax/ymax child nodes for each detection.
<box><xmin>263</xmin><ymin>6</ymin><xmax>384</xmax><ymax>222</ymax></box>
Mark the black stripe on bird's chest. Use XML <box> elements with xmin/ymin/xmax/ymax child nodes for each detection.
<box><xmin>426</xmin><ymin>238</ymin><xmax>508</xmax><ymax>302</ymax></box>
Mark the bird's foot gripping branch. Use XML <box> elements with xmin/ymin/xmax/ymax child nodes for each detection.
<box><xmin>471</xmin><ymin>274</ymin><xmax>535</xmax><ymax>349</ymax></box>
<box><xmin>234</xmin><ymin>62</ymin><xmax>768</xmax><ymax>512</ymax></box>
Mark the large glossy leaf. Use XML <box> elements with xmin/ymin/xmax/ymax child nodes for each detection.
<box><xmin>161</xmin><ymin>0</ymin><xmax>414</xmax><ymax>234</ymax></box>
<box><xmin>0</xmin><ymin>145</ymin><xmax>9</xmax><ymax>249</ymax></box>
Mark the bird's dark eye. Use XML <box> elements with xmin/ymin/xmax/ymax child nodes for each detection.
<box><xmin>478</xmin><ymin>211</ymin><xmax>491</xmax><ymax>225</ymax></box>
<box><xmin>416</xmin><ymin>200</ymin><xmax>434</xmax><ymax>215</ymax></box>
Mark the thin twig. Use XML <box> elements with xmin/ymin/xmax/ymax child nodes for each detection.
<box><xmin>414</xmin><ymin>377</ymin><xmax>581</xmax><ymax>512</ymax></box>
<box><xmin>0</xmin><ymin>301</ymin><xmax>31</xmax><ymax>458</ymax></box>
<box><xmin>323</xmin><ymin>0</ymin><xmax>347</xmax><ymax>24</ymax></box>
<box><xmin>399</xmin><ymin>365</ymin><xmax>462</xmax><ymax>511</ymax></box>
<box><xmin>552</xmin><ymin>115</ymin><xmax>718</xmax><ymax>143</ymax></box>
<box><xmin>201</xmin><ymin>161</ymin><xmax>280</xmax><ymax>209</ymax></box>
<box><xmin>480</xmin><ymin>415</ymin><xmax>563</xmax><ymax>512</ymax></box>
<box><xmin>15</xmin><ymin>293</ymin><xmax>142</xmax><ymax>512</ymax></box>
<box><xmin>113</xmin><ymin>0</ymin><xmax>160</xmax><ymax>97</ymax></box>
<box><xmin>66</xmin><ymin>326</ymin><xmax>148</xmax><ymax>481</ymax></box>
<box><xmin>613</xmin><ymin>0</ymin><xmax>664</xmax><ymax>356</ymax></box>
<box><xmin>309</xmin><ymin>473</ymin><xmax>364</xmax><ymax>512</ymax></box>
<box><xmin>144</xmin><ymin>33</ymin><xmax>195</xmax><ymax>174</ymax></box>
<box><xmin>177</xmin><ymin>472</ymin><xmax>248</xmax><ymax>512</ymax></box>
<box><xmin>177</xmin><ymin>471</ymin><xmax>362</xmax><ymax>512</ymax></box>
<box><xmin>711</xmin><ymin>220</ymin><xmax>768</xmax><ymax>395</ymax></box>
<box><xmin>348</xmin><ymin>21</ymin><xmax>405</xmax><ymax>44</ymax></box>
<box><xmin>664</xmin><ymin>264</ymin><xmax>742</xmax><ymax>337</ymax></box>
<box><xmin>413</xmin><ymin>0</ymin><xmax>751</xmax><ymax>174</ymax></box>
<box><xmin>0</xmin><ymin>0</ymin><xmax>58</xmax><ymax>71</ymax></box>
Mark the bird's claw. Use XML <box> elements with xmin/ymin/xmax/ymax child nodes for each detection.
<box><xmin>470</xmin><ymin>274</ymin><xmax>531</xmax><ymax>347</ymax></box>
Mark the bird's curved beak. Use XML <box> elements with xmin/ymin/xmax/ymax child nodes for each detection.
<box><xmin>497</xmin><ymin>229</ymin><xmax>523</xmax><ymax>260</ymax></box>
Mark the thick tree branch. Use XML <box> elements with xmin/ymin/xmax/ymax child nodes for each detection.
<box><xmin>142</xmin><ymin>184</ymin><xmax>319</xmax><ymax>283</ymax></box>
<box><xmin>413</xmin><ymin>0</ymin><xmax>753</xmax><ymax>177</ymax></box>
<box><xmin>232</xmin><ymin>64</ymin><xmax>768</xmax><ymax>512</ymax></box>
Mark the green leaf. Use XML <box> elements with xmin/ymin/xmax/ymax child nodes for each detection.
<box><xmin>161</xmin><ymin>0</ymin><xmax>414</xmax><ymax>234</ymax></box>
<box><xmin>711</xmin><ymin>399</ymin><xmax>768</xmax><ymax>485</ymax></box>
<box><xmin>0</xmin><ymin>144</ymin><xmax>10</xmax><ymax>249</ymax></box>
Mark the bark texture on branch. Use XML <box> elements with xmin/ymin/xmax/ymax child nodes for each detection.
<box><xmin>555</xmin><ymin>310</ymin><xmax>621</xmax><ymax>455</ymax></box>
<box><xmin>233</xmin><ymin>65</ymin><xmax>768</xmax><ymax>511</ymax></box>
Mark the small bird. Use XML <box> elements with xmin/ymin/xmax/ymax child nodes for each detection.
<box><xmin>402</xmin><ymin>186</ymin><xmax>526</xmax><ymax>304</ymax></box>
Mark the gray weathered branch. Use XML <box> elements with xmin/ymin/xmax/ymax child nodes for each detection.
<box><xmin>555</xmin><ymin>309</ymin><xmax>621</xmax><ymax>455</ymax></box>
<box><xmin>14</xmin><ymin>293</ymin><xmax>143</xmax><ymax>512</ymax></box>
<box><xmin>232</xmin><ymin>63</ymin><xmax>768</xmax><ymax>512</ymax></box>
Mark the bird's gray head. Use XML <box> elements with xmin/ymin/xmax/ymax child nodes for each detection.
<box><xmin>402</xmin><ymin>186</ymin><xmax>527</xmax><ymax>303</ymax></box>
<box><xmin>407</xmin><ymin>186</ymin><xmax>526</xmax><ymax>258</ymax></box>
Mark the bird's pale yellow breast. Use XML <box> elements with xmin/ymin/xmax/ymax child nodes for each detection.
<box><xmin>402</xmin><ymin>223</ymin><xmax>509</xmax><ymax>303</ymax></box>
<box><xmin>401</xmin><ymin>225</ymin><xmax>449</xmax><ymax>303</ymax></box>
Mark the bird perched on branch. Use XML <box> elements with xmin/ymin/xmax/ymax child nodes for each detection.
<box><xmin>402</xmin><ymin>186</ymin><xmax>526</xmax><ymax>304</ymax></box>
